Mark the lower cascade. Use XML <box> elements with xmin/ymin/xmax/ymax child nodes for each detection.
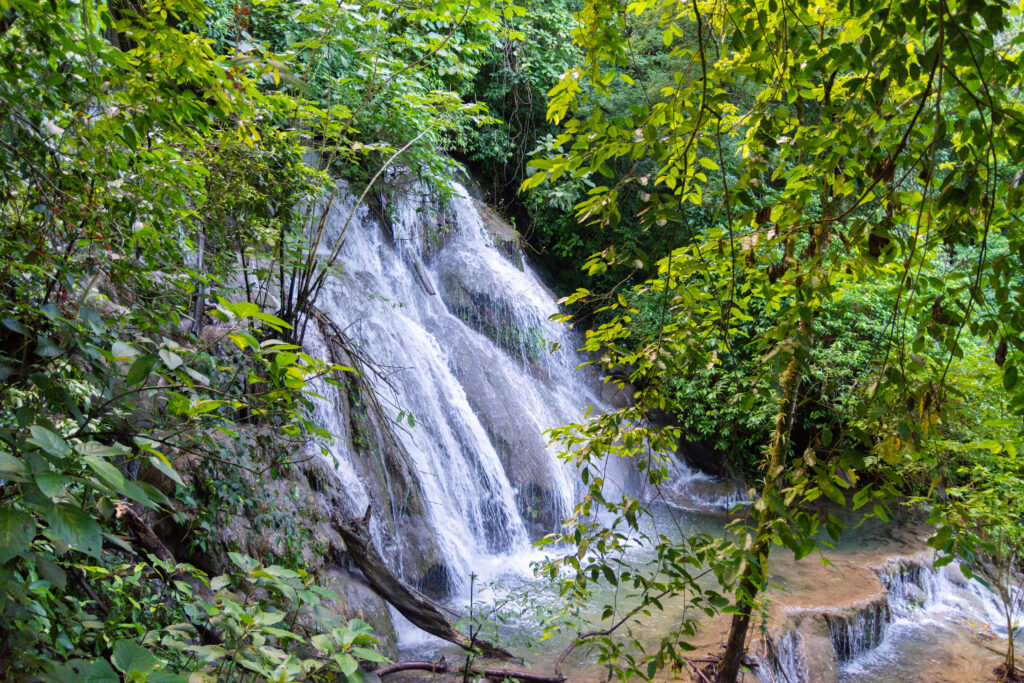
<box><xmin>761</xmin><ymin>554</ymin><xmax>1015</xmax><ymax>683</ymax></box>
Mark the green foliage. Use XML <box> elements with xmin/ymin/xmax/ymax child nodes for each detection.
<box><xmin>0</xmin><ymin>0</ymin><xmax>515</xmax><ymax>674</ymax></box>
<box><xmin>527</xmin><ymin>0</ymin><xmax>1024</xmax><ymax>676</ymax></box>
<box><xmin>620</xmin><ymin>273</ymin><xmax>893</xmax><ymax>477</ymax></box>
<box><xmin>4</xmin><ymin>551</ymin><xmax>387</xmax><ymax>681</ymax></box>
<box><xmin>463</xmin><ymin>0</ymin><xmax>579</xmax><ymax>195</ymax></box>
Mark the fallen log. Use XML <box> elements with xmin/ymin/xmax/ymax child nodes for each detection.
<box><xmin>338</xmin><ymin>506</ymin><xmax>515</xmax><ymax>661</ymax></box>
<box><xmin>374</xmin><ymin>657</ymin><xmax>565</xmax><ymax>682</ymax></box>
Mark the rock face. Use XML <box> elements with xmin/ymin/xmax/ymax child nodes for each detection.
<box><xmin>474</xmin><ymin>201</ymin><xmax>524</xmax><ymax>269</ymax></box>
<box><xmin>144</xmin><ymin>442</ymin><xmax>399</xmax><ymax>659</ymax></box>
<box><xmin>677</xmin><ymin>438</ymin><xmax>735</xmax><ymax>478</ymax></box>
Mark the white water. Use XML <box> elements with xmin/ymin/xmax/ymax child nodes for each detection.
<box><xmin>760</xmin><ymin>554</ymin><xmax>1019</xmax><ymax>683</ymax></box>
<box><xmin>291</xmin><ymin>174</ymin><xmax>766</xmax><ymax>666</ymax></box>
<box><xmin>835</xmin><ymin>558</ymin><xmax>1018</xmax><ymax>681</ymax></box>
<box><xmin>304</xmin><ymin>178</ymin><xmax>607</xmax><ymax>598</ymax></box>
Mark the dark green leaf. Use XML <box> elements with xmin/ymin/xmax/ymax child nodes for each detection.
<box><xmin>125</xmin><ymin>355</ymin><xmax>158</xmax><ymax>387</ymax></box>
<box><xmin>27</xmin><ymin>425</ymin><xmax>71</xmax><ymax>457</ymax></box>
<box><xmin>46</xmin><ymin>504</ymin><xmax>102</xmax><ymax>556</ymax></box>
<box><xmin>111</xmin><ymin>639</ymin><xmax>159</xmax><ymax>675</ymax></box>
<box><xmin>0</xmin><ymin>508</ymin><xmax>36</xmax><ymax>563</ymax></box>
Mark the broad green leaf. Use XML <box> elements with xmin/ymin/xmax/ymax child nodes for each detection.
<box><xmin>84</xmin><ymin>456</ymin><xmax>127</xmax><ymax>490</ymax></box>
<box><xmin>148</xmin><ymin>454</ymin><xmax>185</xmax><ymax>487</ymax></box>
<box><xmin>46</xmin><ymin>504</ymin><xmax>102</xmax><ymax>556</ymax></box>
<box><xmin>36</xmin><ymin>472</ymin><xmax>71</xmax><ymax>499</ymax></box>
<box><xmin>125</xmin><ymin>355</ymin><xmax>158</xmax><ymax>387</ymax></box>
<box><xmin>159</xmin><ymin>348</ymin><xmax>183</xmax><ymax>370</ymax></box>
<box><xmin>1004</xmin><ymin>365</ymin><xmax>1018</xmax><ymax>391</ymax></box>
<box><xmin>35</xmin><ymin>554</ymin><xmax>67</xmax><ymax>589</ymax></box>
<box><xmin>0</xmin><ymin>508</ymin><xmax>36</xmax><ymax>563</ymax></box>
<box><xmin>351</xmin><ymin>646</ymin><xmax>388</xmax><ymax>662</ymax></box>
<box><xmin>110</xmin><ymin>341</ymin><xmax>138</xmax><ymax>361</ymax></box>
<box><xmin>335</xmin><ymin>654</ymin><xmax>358</xmax><ymax>677</ymax></box>
<box><xmin>111</xmin><ymin>639</ymin><xmax>159</xmax><ymax>675</ymax></box>
<box><xmin>27</xmin><ymin>425</ymin><xmax>71</xmax><ymax>457</ymax></box>
<box><xmin>0</xmin><ymin>451</ymin><xmax>28</xmax><ymax>479</ymax></box>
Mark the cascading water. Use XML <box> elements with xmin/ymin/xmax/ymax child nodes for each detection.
<box><xmin>765</xmin><ymin>629</ymin><xmax>807</xmax><ymax>683</ymax></box>
<box><xmin>758</xmin><ymin>553</ymin><xmax>1019</xmax><ymax>683</ymax></box>
<box><xmin>297</xmin><ymin>172</ymin><xmax>776</xmax><ymax>670</ymax></box>
<box><xmin>835</xmin><ymin>557</ymin><xmax>1020</xmax><ymax>681</ymax></box>
<box><xmin>304</xmin><ymin>176</ymin><xmax>609</xmax><ymax>599</ymax></box>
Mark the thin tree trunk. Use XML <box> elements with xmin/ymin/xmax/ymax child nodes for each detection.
<box><xmin>718</xmin><ymin>354</ymin><xmax>801</xmax><ymax>682</ymax></box>
<box><xmin>190</xmin><ymin>229</ymin><xmax>206</xmax><ymax>336</ymax></box>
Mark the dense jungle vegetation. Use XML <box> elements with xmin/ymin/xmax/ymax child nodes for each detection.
<box><xmin>1</xmin><ymin>0</ymin><xmax>1023</xmax><ymax>680</ymax></box>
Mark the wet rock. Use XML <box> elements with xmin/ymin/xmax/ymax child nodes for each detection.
<box><xmin>415</xmin><ymin>563</ymin><xmax>456</xmax><ymax>600</ymax></box>
<box><xmin>941</xmin><ymin>562</ymin><xmax>969</xmax><ymax>587</ymax></box>
<box><xmin>599</xmin><ymin>379</ymin><xmax>635</xmax><ymax>409</ymax></box>
<box><xmin>474</xmin><ymin>201</ymin><xmax>523</xmax><ymax>269</ymax></box>
<box><xmin>480</xmin><ymin>498</ymin><xmax>518</xmax><ymax>554</ymax></box>
<box><xmin>437</xmin><ymin>271</ymin><xmax>546</xmax><ymax>361</ymax></box>
<box><xmin>676</xmin><ymin>438</ymin><xmax>736</xmax><ymax>478</ymax></box>
<box><xmin>514</xmin><ymin>482</ymin><xmax>564</xmax><ymax>539</ymax></box>
<box><xmin>661</xmin><ymin>475</ymin><xmax>749</xmax><ymax>512</ymax></box>
<box><xmin>901</xmin><ymin>582</ymin><xmax>927</xmax><ymax>604</ymax></box>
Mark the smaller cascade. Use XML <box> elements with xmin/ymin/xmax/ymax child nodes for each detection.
<box><xmin>878</xmin><ymin>555</ymin><xmax>1013</xmax><ymax>633</ymax></box>
<box><xmin>760</xmin><ymin>554</ymin><xmax>1016</xmax><ymax>682</ymax></box>
<box><xmin>659</xmin><ymin>458</ymin><xmax>750</xmax><ymax>512</ymax></box>
<box><xmin>825</xmin><ymin>597</ymin><xmax>890</xmax><ymax>663</ymax></box>
<box><xmin>764</xmin><ymin>629</ymin><xmax>807</xmax><ymax>683</ymax></box>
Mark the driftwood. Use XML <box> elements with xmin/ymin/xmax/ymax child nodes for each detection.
<box><xmin>338</xmin><ymin>506</ymin><xmax>515</xmax><ymax>661</ymax></box>
<box><xmin>374</xmin><ymin>657</ymin><xmax>565</xmax><ymax>682</ymax></box>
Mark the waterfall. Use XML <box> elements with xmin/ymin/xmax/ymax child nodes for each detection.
<box><xmin>303</xmin><ymin>177</ymin><xmax>606</xmax><ymax>597</ymax></box>
<box><xmin>879</xmin><ymin>557</ymin><xmax>1015</xmax><ymax>633</ymax></box>
<box><xmin>764</xmin><ymin>629</ymin><xmax>807</xmax><ymax>683</ymax></box>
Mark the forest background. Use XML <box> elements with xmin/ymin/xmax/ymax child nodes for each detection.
<box><xmin>0</xmin><ymin>0</ymin><xmax>1022</xmax><ymax>680</ymax></box>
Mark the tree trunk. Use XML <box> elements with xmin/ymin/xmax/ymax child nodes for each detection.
<box><xmin>718</xmin><ymin>354</ymin><xmax>801</xmax><ymax>682</ymax></box>
<box><xmin>337</xmin><ymin>506</ymin><xmax>515</xmax><ymax>661</ymax></box>
<box><xmin>190</xmin><ymin>229</ymin><xmax>206</xmax><ymax>336</ymax></box>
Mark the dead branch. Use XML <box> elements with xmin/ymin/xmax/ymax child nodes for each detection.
<box><xmin>338</xmin><ymin>506</ymin><xmax>515</xmax><ymax>661</ymax></box>
<box><xmin>374</xmin><ymin>657</ymin><xmax>565</xmax><ymax>682</ymax></box>
<box><xmin>114</xmin><ymin>502</ymin><xmax>175</xmax><ymax>563</ymax></box>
